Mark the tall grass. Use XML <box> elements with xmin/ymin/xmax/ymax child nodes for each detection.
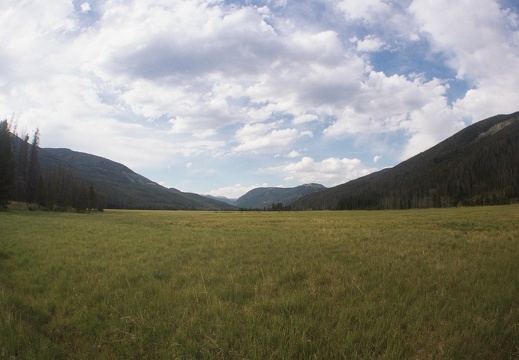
<box><xmin>0</xmin><ymin>207</ymin><xmax>518</xmax><ymax>359</ymax></box>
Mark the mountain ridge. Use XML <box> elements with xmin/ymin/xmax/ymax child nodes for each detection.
<box><xmin>28</xmin><ymin>111</ymin><xmax>519</xmax><ymax>210</ymax></box>
<box><xmin>38</xmin><ymin>147</ymin><xmax>235</xmax><ymax>210</ymax></box>
<box><xmin>203</xmin><ymin>194</ymin><xmax>237</xmax><ymax>205</ymax></box>
<box><xmin>235</xmin><ymin>183</ymin><xmax>326</xmax><ymax>209</ymax></box>
<box><xmin>292</xmin><ymin>111</ymin><xmax>519</xmax><ymax>210</ymax></box>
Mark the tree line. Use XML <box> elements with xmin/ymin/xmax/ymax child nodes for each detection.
<box><xmin>0</xmin><ymin>119</ymin><xmax>102</xmax><ymax>211</ymax></box>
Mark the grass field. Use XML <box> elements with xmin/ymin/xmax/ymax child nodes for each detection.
<box><xmin>0</xmin><ymin>207</ymin><xmax>518</xmax><ymax>359</ymax></box>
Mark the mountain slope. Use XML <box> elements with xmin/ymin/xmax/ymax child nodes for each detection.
<box><xmin>292</xmin><ymin>112</ymin><xmax>519</xmax><ymax>210</ymax></box>
<box><xmin>38</xmin><ymin>148</ymin><xmax>235</xmax><ymax>210</ymax></box>
<box><xmin>203</xmin><ymin>194</ymin><xmax>237</xmax><ymax>205</ymax></box>
<box><xmin>235</xmin><ymin>183</ymin><xmax>326</xmax><ymax>209</ymax></box>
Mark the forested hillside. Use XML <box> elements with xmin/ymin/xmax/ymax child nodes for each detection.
<box><xmin>0</xmin><ymin>121</ymin><xmax>99</xmax><ymax>210</ymax></box>
<box><xmin>37</xmin><ymin>148</ymin><xmax>235</xmax><ymax>210</ymax></box>
<box><xmin>292</xmin><ymin>112</ymin><xmax>519</xmax><ymax>210</ymax></box>
<box><xmin>235</xmin><ymin>184</ymin><xmax>326</xmax><ymax>209</ymax></box>
<box><xmin>0</xmin><ymin>120</ymin><xmax>234</xmax><ymax>210</ymax></box>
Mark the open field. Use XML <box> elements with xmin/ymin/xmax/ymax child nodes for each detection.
<box><xmin>1</xmin><ymin>207</ymin><xmax>518</xmax><ymax>359</ymax></box>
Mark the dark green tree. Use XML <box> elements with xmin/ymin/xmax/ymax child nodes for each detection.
<box><xmin>88</xmin><ymin>184</ymin><xmax>98</xmax><ymax>210</ymax></box>
<box><xmin>271</xmin><ymin>202</ymin><xmax>284</xmax><ymax>211</ymax></box>
<box><xmin>37</xmin><ymin>175</ymin><xmax>47</xmax><ymax>207</ymax></box>
<box><xmin>15</xmin><ymin>133</ymin><xmax>29</xmax><ymax>201</ymax></box>
<box><xmin>26</xmin><ymin>128</ymin><xmax>40</xmax><ymax>204</ymax></box>
<box><xmin>0</xmin><ymin>120</ymin><xmax>15</xmax><ymax>207</ymax></box>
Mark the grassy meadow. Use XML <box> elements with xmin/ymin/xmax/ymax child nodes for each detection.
<box><xmin>0</xmin><ymin>206</ymin><xmax>518</xmax><ymax>359</ymax></box>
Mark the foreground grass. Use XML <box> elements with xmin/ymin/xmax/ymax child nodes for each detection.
<box><xmin>0</xmin><ymin>207</ymin><xmax>518</xmax><ymax>359</ymax></box>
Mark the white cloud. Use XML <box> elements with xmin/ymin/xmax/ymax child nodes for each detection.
<box><xmin>233</xmin><ymin>122</ymin><xmax>312</xmax><ymax>153</ymax></box>
<box><xmin>286</xmin><ymin>30</ymin><xmax>345</xmax><ymax>65</ymax></box>
<box><xmin>335</xmin><ymin>0</ymin><xmax>391</xmax><ymax>22</ymax></box>
<box><xmin>80</xmin><ymin>2</ymin><xmax>91</xmax><ymax>13</ymax></box>
<box><xmin>209</xmin><ymin>183</ymin><xmax>269</xmax><ymax>199</ymax></box>
<box><xmin>409</xmin><ymin>0</ymin><xmax>519</xmax><ymax>121</ymax></box>
<box><xmin>293</xmin><ymin>113</ymin><xmax>319</xmax><ymax>124</ymax></box>
<box><xmin>271</xmin><ymin>156</ymin><xmax>377</xmax><ymax>186</ymax></box>
<box><xmin>409</xmin><ymin>0</ymin><xmax>508</xmax><ymax>79</ymax></box>
<box><xmin>354</xmin><ymin>35</ymin><xmax>386</xmax><ymax>52</ymax></box>
<box><xmin>399</xmin><ymin>95</ymin><xmax>465</xmax><ymax>160</ymax></box>
<box><xmin>453</xmin><ymin>81</ymin><xmax>519</xmax><ymax>124</ymax></box>
<box><xmin>323</xmin><ymin>71</ymin><xmax>458</xmax><ymax>157</ymax></box>
<box><xmin>373</xmin><ymin>155</ymin><xmax>382</xmax><ymax>163</ymax></box>
<box><xmin>87</xmin><ymin>2</ymin><xmax>280</xmax><ymax>81</ymax></box>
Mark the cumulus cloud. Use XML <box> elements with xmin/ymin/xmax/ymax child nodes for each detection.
<box><xmin>293</xmin><ymin>113</ymin><xmax>319</xmax><ymax>124</ymax></box>
<box><xmin>409</xmin><ymin>0</ymin><xmax>519</xmax><ymax>121</ymax></box>
<box><xmin>80</xmin><ymin>2</ymin><xmax>91</xmax><ymax>13</ymax></box>
<box><xmin>323</xmin><ymin>71</ymin><xmax>460</xmax><ymax>147</ymax></box>
<box><xmin>233</xmin><ymin>122</ymin><xmax>312</xmax><ymax>153</ymax></box>
<box><xmin>271</xmin><ymin>156</ymin><xmax>377</xmax><ymax>186</ymax></box>
<box><xmin>335</xmin><ymin>0</ymin><xmax>391</xmax><ymax>22</ymax></box>
<box><xmin>103</xmin><ymin>5</ymin><xmax>280</xmax><ymax>80</ymax></box>
<box><xmin>352</xmin><ymin>35</ymin><xmax>386</xmax><ymax>52</ymax></box>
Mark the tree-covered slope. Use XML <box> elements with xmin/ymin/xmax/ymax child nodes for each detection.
<box><xmin>292</xmin><ymin>112</ymin><xmax>519</xmax><ymax>210</ymax></box>
<box><xmin>235</xmin><ymin>183</ymin><xmax>326</xmax><ymax>209</ymax></box>
<box><xmin>38</xmin><ymin>148</ymin><xmax>235</xmax><ymax>210</ymax></box>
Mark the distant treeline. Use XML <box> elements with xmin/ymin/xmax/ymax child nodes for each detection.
<box><xmin>236</xmin><ymin>203</ymin><xmax>293</xmax><ymax>211</ymax></box>
<box><xmin>0</xmin><ymin>119</ymin><xmax>102</xmax><ymax>211</ymax></box>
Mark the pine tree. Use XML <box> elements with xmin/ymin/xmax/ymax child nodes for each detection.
<box><xmin>26</xmin><ymin>128</ymin><xmax>40</xmax><ymax>204</ymax></box>
<box><xmin>37</xmin><ymin>175</ymin><xmax>47</xmax><ymax>207</ymax></box>
<box><xmin>0</xmin><ymin>120</ymin><xmax>15</xmax><ymax>207</ymax></box>
<box><xmin>88</xmin><ymin>184</ymin><xmax>98</xmax><ymax>210</ymax></box>
<box><xmin>15</xmin><ymin>133</ymin><xmax>29</xmax><ymax>201</ymax></box>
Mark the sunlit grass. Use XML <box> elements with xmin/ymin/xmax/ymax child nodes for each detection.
<box><xmin>1</xmin><ymin>207</ymin><xmax>518</xmax><ymax>358</ymax></box>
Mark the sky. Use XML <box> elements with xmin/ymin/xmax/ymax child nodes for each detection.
<box><xmin>1</xmin><ymin>0</ymin><xmax>519</xmax><ymax>198</ymax></box>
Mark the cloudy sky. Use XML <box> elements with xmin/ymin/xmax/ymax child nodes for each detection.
<box><xmin>1</xmin><ymin>0</ymin><xmax>519</xmax><ymax>198</ymax></box>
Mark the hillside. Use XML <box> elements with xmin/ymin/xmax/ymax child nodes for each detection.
<box><xmin>292</xmin><ymin>112</ymin><xmax>519</xmax><ymax>210</ymax></box>
<box><xmin>38</xmin><ymin>148</ymin><xmax>235</xmax><ymax>210</ymax></box>
<box><xmin>203</xmin><ymin>195</ymin><xmax>237</xmax><ymax>205</ymax></box>
<box><xmin>235</xmin><ymin>183</ymin><xmax>326</xmax><ymax>209</ymax></box>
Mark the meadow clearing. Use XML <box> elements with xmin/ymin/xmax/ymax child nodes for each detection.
<box><xmin>0</xmin><ymin>206</ymin><xmax>518</xmax><ymax>359</ymax></box>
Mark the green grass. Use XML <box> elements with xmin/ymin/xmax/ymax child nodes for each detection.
<box><xmin>1</xmin><ymin>207</ymin><xmax>518</xmax><ymax>359</ymax></box>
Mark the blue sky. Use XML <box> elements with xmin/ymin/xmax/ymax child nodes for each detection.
<box><xmin>1</xmin><ymin>0</ymin><xmax>518</xmax><ymax>198</ymax></box>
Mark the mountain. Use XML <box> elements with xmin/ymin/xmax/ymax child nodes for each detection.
<box><xmin>292</xmin><ymin>111</ymin><xmax>519</xmax><ymax>210</ymax></box>
<box><xmin>38</xmin><ymin>148</ymin><xmax>235</xmax><ymax>210</ymax></box>
<box><xmin>203</xmin><ymin>194</ymin><xmax>237</xmax><ymax>205</ymax></box>
<box><xmin>235</xmin><ymin>183</ymin><xmax>326</xmax><ymax>209</ymax></box>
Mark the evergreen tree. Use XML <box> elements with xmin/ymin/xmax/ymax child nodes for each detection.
<box><xmin>0</xmin><ymin>120</ymin><xmax>15</xmax><ymax>207</ymax></box>
<box><xmin>26</xmin><ymin>128</ymin><xmax>40</xmax><ymax>204</ymax></box>
<box><xmin>37</xmin><ymin>175</ymin><xmax>47</xmax><ymax>207</ymax></box>
<box><xmin>88</xmin><ymin>184</ymin><xmax>98</xmax><ymax>210</ymax></box>
<box><xmin>15</xmin><ymin>133</ymin><xmax>29</xmax><ymax>201</ymax></box>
